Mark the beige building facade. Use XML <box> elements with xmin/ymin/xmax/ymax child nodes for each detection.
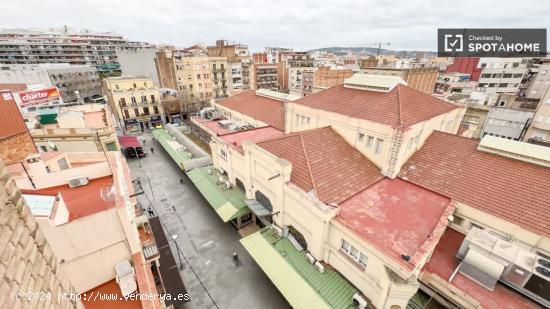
<box><xmin>104</xmin><ymin>76</ymin><xmax>163</xmax><ymax>133</ymax></box>
<box><xmin>524</xmin><ymin>87</ymin><xmax>550</xmax><ymax>146</ymax></box>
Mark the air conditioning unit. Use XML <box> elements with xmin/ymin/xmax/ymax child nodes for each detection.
<box><xmin>314</xmin><ymin>261</ymin><xmax>324</xmax><ymax>273</ymax></box>
<box><xmin>306</xmin><ymin>253</ymin><xmax>315</xmax><ymax>265</ymax></box>
<box><xmin>352</xmin><ymin>293</ymin><xmax>368</xmax><ymax>309</ymax></box>
<box><xmin>68</xmin><ymin>176</ymin><xmax>89</xmax><ymax>188</ymax></box>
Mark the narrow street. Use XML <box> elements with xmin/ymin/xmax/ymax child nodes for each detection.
<box><xmin>127</xmin><ymin>132</ymin><xmax>289</xmax><ymax>309</ymax></box>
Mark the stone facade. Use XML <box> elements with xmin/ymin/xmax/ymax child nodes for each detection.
<box><xmin>0</xmin><ymin>159</ymin><xmax>83</xmax><ymax>309</ymax></box>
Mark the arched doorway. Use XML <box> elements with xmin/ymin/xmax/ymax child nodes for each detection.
<box><xmin>235</xmin><ymin>178</ymin><xmax>245</xmax><ymax>193</ymax></box>
<box><xmin>288</xmin><ymin>226</ymin><xmax>308</xmax><ymax>250</ymax></box>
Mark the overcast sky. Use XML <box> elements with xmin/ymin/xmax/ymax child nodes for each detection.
<box><xmin>1</xmin><ymin>0</ymin><xmax>548</xmax><ymax>52</ymax></box>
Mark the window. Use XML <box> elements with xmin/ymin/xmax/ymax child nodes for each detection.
<box><xmin>502</xmin><ymin>73</ymin><xmax>512</xmax><ymax>78</ymax></box>
<box><xmin>133</xmin><ymin>83</ymin><xmax>137</xmax><ymax>89</ymax></box>
<box><xmin>481</xmin><ymin>73</ymin><xmax>492</xmax><ymax>78</ymax></box>
<box><xmin>480</xmin><ymin>63</ymin><xmax>487</xmax><ymax>68</ymax></box>
<box><xmin>453</xmin><ymin>215</ymin><xmax>465</xmax><ymax>227</ymax></box>
<box><xmin>375</xmin><ymin>138</ymin><xmax>384</xmax><ymax>155</ymax></box>
<box><xmin>141</xmin><ymin>95</ymin><xmax>147</xmax><ymax>103</ymax></box>
<box><xmin>105</xmin><ymin>142</ymin><xmax>117</xmax><ymax>151</ymax></box>
<box><xmin>341</xmin><ymin>239</ymin><xmax>368</xmax><ymax>268</ymax></box>
<box><xmin>120</xmin><ymin>97</ymin><xmax>127</xmax><ymax>107</ymax></box>
<box><xmin>197</xmin><ymin>74</ymin><xmax>201</xmax><ymax>79</ymax></box>
<box><xmin>220</xmin><ymin>149</ymin><xmax>227</xmax><ymax>159</ymax></box>
<box><xmin>142</xmin><ymin>107</ymin><xmax>149</xmax><ymax>115</ymax></box>
<box><xmin>498</xmin><ymin>83</ymin><xmax>508</xmax><ymax>87</ymax></box>
<box><xmin>357</xmin><ymin>133</ymin><xmax>365</xmax><ymax>142</ymax></box>
<box><xmin>134</xmin><ymin>108</ymin><xmax>139</xmax><ymax>117</ymax></box>
<box><xmin>57</xmin><ymin>158</ymin><xmax>69</xmax><ymax>170</ymax></box>
<box><xmin>513</xmin><ymin>73</ymin><xmax>524</xmax><ymax>78</ymax></box>
<box><xmin>115</xmin><ymin>84</ymin><xmax>120</xmax><ymax>90</ymax></box>
<box><xmin>131</xmin><ymin>97</ymin><xmax>137</xmax><ymax>104</ymax></box>
<box><xmin>123</xmin><ymin>110</ymin><xmax>130</xmax><ymax>119</ymax></box>
<box><xmin>492</xmin><ymin>73</ymin><xmax>502</xmax><ymax>78</ymax></box>
<box><xmin>366</xmin><ymin>136</ymin><xmax>374</xmax><ymax>149</ymax></box>
<box><xmin>150</xmin><ymin>95</ymin><xmax>156</xmax><ymax>103</ymax></box>
<box><xmin>153</xmin><ymin>106</ymin><xmax>159</xmax><ymax>114</ymax></box>
<box><xmin>40</xmin><ymin>145</ymin><xmax>48</xmax><ymax>152</ymax></box>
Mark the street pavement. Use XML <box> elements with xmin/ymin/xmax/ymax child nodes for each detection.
<box><xmin>126</xmin><ymin>132</ymin><xmax>289</xmax><ymax>309</ymax></box>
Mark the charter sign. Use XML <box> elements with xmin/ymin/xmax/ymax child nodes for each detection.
<box><xmin>438</xmin><ymin>28</ymin><xmax>546</xmax><ymax>57</ymax></box>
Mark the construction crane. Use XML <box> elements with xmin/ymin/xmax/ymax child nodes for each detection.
<box><xmin>361</xmin><ymin>42</ymin><xmax>391</xmax><ymax>56</ymax></box>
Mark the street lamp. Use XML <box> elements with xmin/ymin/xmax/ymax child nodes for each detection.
<box><xmin>171</xmin><ymin>234</ymin><xmax>184</xmax><ymax>270</ymax></box>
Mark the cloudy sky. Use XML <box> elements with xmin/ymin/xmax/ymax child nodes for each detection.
<box><xmin>1</xmin><ymin>0</ymin><xmax>548</xmax><ymax>51</ymax></box>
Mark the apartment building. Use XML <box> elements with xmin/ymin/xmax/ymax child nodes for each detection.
<box><xmin>6</xmin><ymin>151</ymin><xmax>173</xmax><ymax>308</ymax></box>
<box><xmin>154</xmin><ymin>48</ymin><xmax>177</xmax><ymax>89</ymax></box>
<box><xmin>361</xmin><ymin>67</ymin><xmax>439</xmax><ymax>94</ymax></box>
<box><xmin>277</xmin><ymin>52</ymin><xmax>314</xmax><ymax>92</ymax></box>
<box><xmin>518</xmin><ymin>58</ymin><xmax>550</xmax><ymax>105</ymax></box>
<box><xmin>253</xmin><ymin>64</ymin><xmax>278</xmax><ymax>91</ymax></box>
<box><xmin>103</xmin><ymin>76</ymin><xmax>163</xmax><ymax>133</ymax></box>
<box><xmin>0</xmin><ymin>89</ymin><xmax>37</xmax><ymax>164</ymax></box>
<box><xmin>210</xmin><ymin>57</ymin><xmax>230</xmax><ymax>99</ymax></box>
<box><xmin>28</xmin><ymin>103</ymin><xmax>119</xmax><ymax>152</ymax></box>
<box><xmin>480</xmin><ymin>107</ymin><xmax>533</xmax><ymax>140</ymax></box>
<box><xmin>207</xmin><ymin>40</ymin><xmax>253</xmax><ymax>95</ymax></box>
<box><xmin>0</xmin><ymin>28</ymin><xmax>151</xmax><ymax>76</ymax></box>
<box><xmin>0</xmin><ymin>64</ymin><xmax>102</xmax><ymax>104</ymax></box>
<box><xmin>0</xmin><ymin>158</ymin><xmax>84</xmax><ymax>309</ymax></box>
<box><xmin>188</xmin><ymin>74</ymin><xmax>549</xmax><ymax>309</ymax></box>
<box><xmin>172</xmin><ymin>54</ymin><xmax>213</xmax><ymax>108</ymax></box>
<box><xmin>524</xmin><ymin>87</ymin><xmax>550</xmax><ymax>146</ymax></box>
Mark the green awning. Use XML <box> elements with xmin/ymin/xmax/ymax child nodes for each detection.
<box><xmin>186</xmin><ymin>166</ymin><xmax>250</xmax><ymax>222</ymax></box>
<box><xmin>241</xmin><ymin>228</ymin><xmax>357</xmax><ymax>309</ymax></box>
<box><xmin>152</xmin><ymin>129</ymin><xmax>192</xmax><ymax>170</ymax></box>
<box><xmin>38</xmin><ymin>109</ymin><xmax>58</xmax><ymax>124</ymax></box>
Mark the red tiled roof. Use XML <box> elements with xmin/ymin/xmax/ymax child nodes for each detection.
<box><xmin>216</xmin><ymin>90</ymin><xmax>285</xmax><ymax>130</ymax></box>
<box><xmin>400</xmin><ymin>131</ymin><xmax>550</xmax><ymax>237</ymax></box>
<box><xmin>21</xmin><ymin>176</ymin><xmax>114</xmax><ymax>221</ymax></box>
<box><xmin>293</xmin><ymin>84</ymin><xmax>459</xmax><ymax>127</ymax></box>
<box><xmin>337</xmin><ymin>178</ymin><xmax>453</xmax><ymax>270</ymax></box>
<box><xmin>423</xmin><ymin>228</ymin><xmax>539</xmax><ymax>309</ymax></box>
<box><xmin>258</xmin><ymin>127</ymin><xmax>383</xmax><ymax>204</ymax></box>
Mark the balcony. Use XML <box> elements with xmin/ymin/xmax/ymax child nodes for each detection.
<box><xmin>138</xmin><ymin>221</ymin><xmax>160</xmax><ymax>261</ymax></box>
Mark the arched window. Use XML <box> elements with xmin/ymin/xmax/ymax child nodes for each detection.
<box><xmin>235</xmin><ymin>178</ymin><xmax>245</xmax><ymax>193</ymax></box>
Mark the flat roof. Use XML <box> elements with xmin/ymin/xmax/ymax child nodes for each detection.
<box><xmin>221</xmin><ymin>126</ymin><xmax>283</xmax><ymax>150</ymax></box>
<box><xmin>21</xmin><ymin>176</ymin><xmax>114</xmax><ymax>221</ymax></box>
<box><xmin>423</xmin><ymin>228</ymin><xmax>539</xmax><ymax>309</ymax></box>
<box><xmin>22</xmin><ymin>194</ymin><xmax>56</xmax><ymax>217</ymax></box>
<box><xmin>337</xmin><ymin>178</ymin><xmax>452</xmax><ymax>270</ymax></box>
<box><xmin>190</xmin><ymin>116</ymin><xmax>234</xmax><ymax>135</ymax></box>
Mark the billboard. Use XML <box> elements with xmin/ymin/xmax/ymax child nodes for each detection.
<box><xmin>18</xmin><ymin>87</ymin><xmax>60</xmax><ymax>108</ymax></box>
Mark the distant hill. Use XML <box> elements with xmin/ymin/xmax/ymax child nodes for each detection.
<box><xmin>308</xmin><ymin>47</ymin><xmax>437</xmax><ymax>58</ymax></box>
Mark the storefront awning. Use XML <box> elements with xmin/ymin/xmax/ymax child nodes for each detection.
<box><xmin>118</xmin><ymin>135</ymin><xmax>141</xmax><ymax>148</ymax></box>
<box><xmin>241</xmin><ymin>228</ymin><xmax>357</xmax><ymax>309</ymax></box>
<box><xmin>245</xmin><ymin>199</ymin><xmax>271</xmax><ymax>217</ymax></box>
<box><xmin>186</xmin><ymin>166</ymin><xmax>250</xmax><ymax>222</ymax></box>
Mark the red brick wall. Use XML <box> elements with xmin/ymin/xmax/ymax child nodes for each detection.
<box><xmin>0</xmin><ymin>132</ymin><xmax>36</xmax><ymax>165</ymax></box>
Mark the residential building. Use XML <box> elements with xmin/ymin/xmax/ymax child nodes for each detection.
<box><xmin>447</xmin><ymin>57</ymin><xmax>530</xmax><ymax>106</ymax></box>
<box><xmin>277</xmin><ymin>52</ymin><xmax>314</xmax><ymax>92</ymax></box>
<box><xmin>117</xmin><ymin>48</ymin><xmax>161</xmax><ymax>86</ymax></box>
<box><xmin>6</xmin><ymin>151</ymin><xmax>175</xmax><ymax>308</ymax></box>
<box><xmin>0</xmin><ymin>27</ymin><xmax>152</xmax><ymax>76</ymax></box>
<box><xmin>186</xmin><ymin>73</ymin><xmax>549</xmax><ymax>309</ymax></box>
<box><xmin>0</xmin><ymin>64</ymin><xmax>102</xmax><ymax>104</ymax></box>
<box><xmin>210</xmin><ymin>57</ymin><xmax>229</xmax><ymax>99</ymax></box>
<box><xmin>253</xmin><ymin>52</ymin><xmax>268</xmax><ymax>64</ymax></box>
<box><xmin>253</xmin><ymin>64</ymin><xmax>278</xmax><ymax>91</ymax></box>
<box><xmin>172</xmin><ymin>54</ymin><xmax>213</xmax><ymax>110</ymax></box>
<box><xmin>266</xmin><ymin>47</ymin><xmax>292</xmax><ymax>64</ymax></box>
<box><xmin>434</xmin><ymin>72</ymin><xmax>477</xmax><ymax>96</ymax></box>
<box><xmin>480</xmin><ymin>107</ymin><xmax>534</xmax><ymax>140</ymax></box>
<box><xmin>207</xmin><ymin>40</ymin><xmax>253</xmax><ymax>95</ymax></box>
<box><xmin>524</xmin><ymin>86</ymin><xmax>550</xmax><ymax>146</ymax></box>
<box><xmin>0</xmin><ymin>158</ymin><xmax>83</xmax><ymax>309</ymax></box>
<box><xmin>361</xmin><ymin>67</ymin><xmax>439</xmax><ymax>93</ymax></box>
<box><xmin>517</xmin><ymin>58</ymin><xmax>550</xmax><ymax>109</ymax></box>
<box><xmin>103</xmin><ymin>76</ymin><xmax>163</xmax><ymax>133</ymax></box>
<box><xmin>28</xmin><ymin>103</ymin><xmax>119</xmax><ymax>152</ymax></box>
<box><xmin>0</xmin><ymin>89</ymin><xmax>37</xmax><ymax>164</ymax></box>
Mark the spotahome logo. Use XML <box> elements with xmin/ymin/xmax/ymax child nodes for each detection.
<box><xmin>438</xmin><ymin>28</ymin><xmax>547</xmax><ymax>57</ymax></box>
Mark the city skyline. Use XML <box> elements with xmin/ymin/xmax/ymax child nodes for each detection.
<box><xmin>1</xmin><ymin>0</ymin><xmax>549</xmax><ymax>51</ymax></box>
